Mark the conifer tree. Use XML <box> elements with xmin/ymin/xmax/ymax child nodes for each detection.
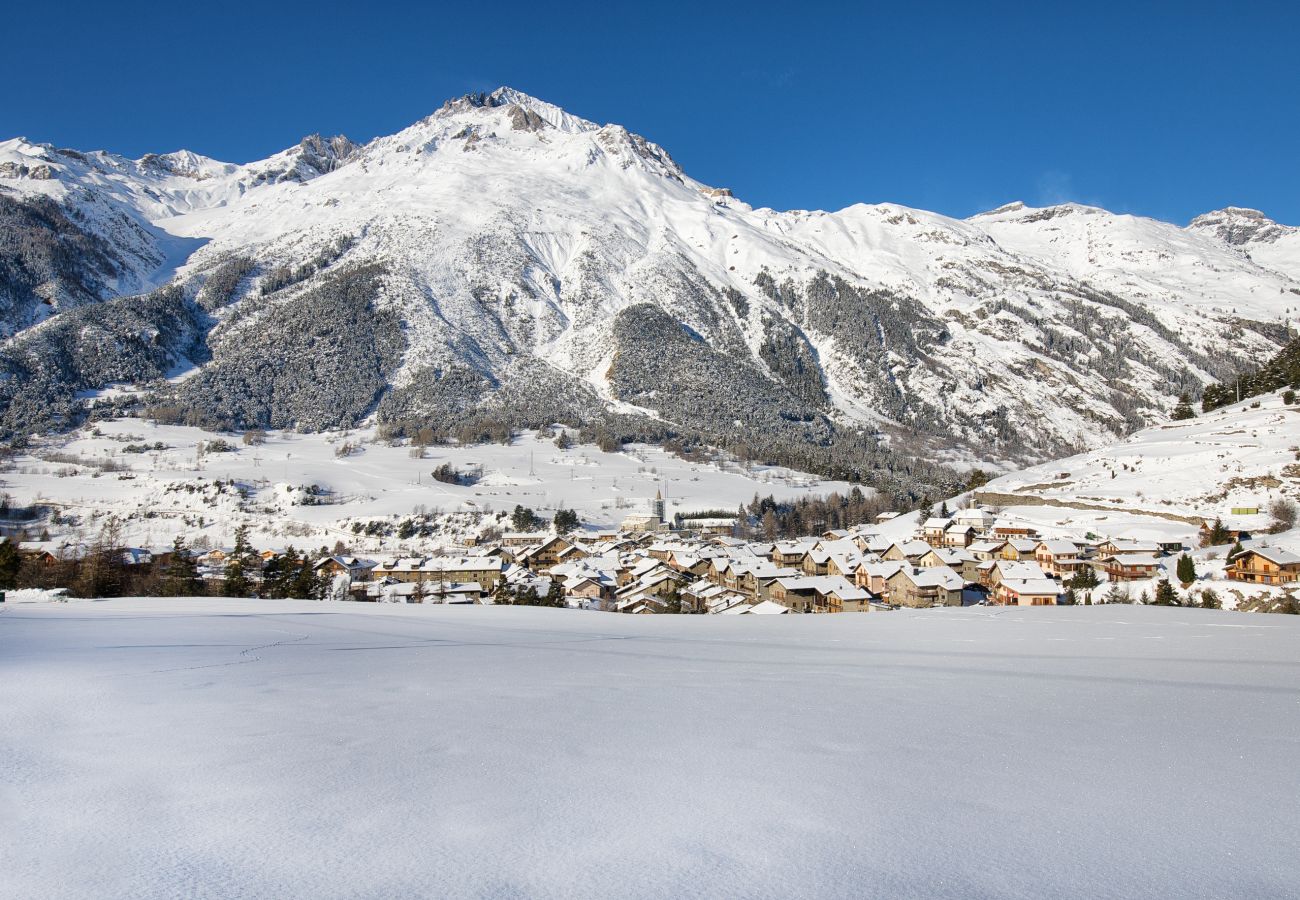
<box><xmin>1170</xmin><ymin>393</ymin><xmax>1196</xmax><ymax>420</ymax></box>
<box><xmin>0</xmin><ymin>538</ymin><xmax>21</xmax><ymax>590</ymax></box>
<box><xmin>1175</xmin><ymin>553</ymin><xmax>1197</xmax><ymax>587</ymax></box>
<box><xmin>162</xmin><ymin>536</ymin><xmax>203</xmax><ymax>596</ymax></box>
<box><xmin>222</xmin><ymin>525</ymin><xmax>255</xmax><ymax>597</ymax></box>
<box><xmin>1153</xmin><ymin>579</ymin><xmax>1179</xmax><ymax>606</ymax></box>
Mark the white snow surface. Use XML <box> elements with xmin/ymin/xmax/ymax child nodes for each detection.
<box><xmin>5</xmin><ymin>422</ymin><xmax>846</xmax><ymax>551</ymax></box>
<box><xmin>2</xmin><ymin>598</ymin><xmax>1297</xmax><ymax>899</ymax></box>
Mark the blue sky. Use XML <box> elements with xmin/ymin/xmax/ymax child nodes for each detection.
<box><xmin>7</xmin><ymin>0</ymin><xmax>1298</xmax><ymax>224</ymax></box>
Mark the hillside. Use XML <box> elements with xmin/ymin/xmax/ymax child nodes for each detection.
<box><xmin>2</xmin><ymin>87</ymin><xmax>1298</xmax><ymax>481</ymax></box>
<box><xmin>0</xmin><ymin>420</ymin><xmax>853</xmax><ymax>553</ymax></box>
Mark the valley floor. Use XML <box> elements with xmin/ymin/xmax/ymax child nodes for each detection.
<box><xmin>3</xmin><ymin>599</ymin><xmax>1298</xmax><ymax>898</ymax></box>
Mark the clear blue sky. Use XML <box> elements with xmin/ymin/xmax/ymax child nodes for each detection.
<box><xmin>6</xmin><ymin>0</ymin><xmax>1298</xmax><ymax>224</ymax></box>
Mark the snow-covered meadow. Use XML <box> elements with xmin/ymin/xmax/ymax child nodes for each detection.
<box><xmin>2</xmin><ymin>420</ymin><xmax>851</xmax><ymax>551</ymax></box>
<box><xmin>3</xmin><ymin>598</ymin><xmax>1298</xmax><ymax>898</ymax></box>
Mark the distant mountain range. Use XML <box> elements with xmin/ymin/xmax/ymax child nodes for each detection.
<box><xmin>1</xmin><ymin>86</ymin><xmax>1297</xmax><ymax>496</ymax></box>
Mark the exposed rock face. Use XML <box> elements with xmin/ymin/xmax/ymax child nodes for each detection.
<box><xmin>1188</xmin><ymin>207</ymin><xmax>1292</xmax><ymax>246</ymax></box>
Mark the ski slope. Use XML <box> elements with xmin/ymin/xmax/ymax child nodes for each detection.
<box><xmin>2</xmin><ymin>598</ymin><xmax>1298</xmax><ymax>899</ymax></box>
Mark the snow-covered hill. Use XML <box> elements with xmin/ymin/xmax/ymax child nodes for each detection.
<box><xmin>2</xmin><ymin>87</ymin><xmax>1297</xmax><ymax>473</ymax></box>
<box><xmin>0</xmin><ymin>421</ymin><xmax>849</xmax><ymax>553</ymax></box>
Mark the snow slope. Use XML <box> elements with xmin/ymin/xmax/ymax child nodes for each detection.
<box><xmin>973</xmin><ymin>387</ymin><xmax>1300</xmax><ymax>543</ymax></box>
<box><xmin>1</xmin><ymin>421</ymin><xmax>848</xmax><ymax>551</ymax></box>
<box><xmin>2</xmin><ymin>599</ymin><xmax>1297</xmax><ymax>899</ymax></box>
<box><xmin>3</xmin><ymin>88</ymin><xmax>1298</xmax><ymax>463</ymax></box>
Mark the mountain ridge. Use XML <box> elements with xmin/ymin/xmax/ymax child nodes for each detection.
<box><xmin>1</xmin><ymin>86</ymin><xmax>1296</xmax><ymax>497</ymax></box>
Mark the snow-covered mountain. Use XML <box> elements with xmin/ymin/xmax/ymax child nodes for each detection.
<box><xmin>1</xmin><ymin>86</ymin><xmax>1296</xmax><ymax>480</ymax></box>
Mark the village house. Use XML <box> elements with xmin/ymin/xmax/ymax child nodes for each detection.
<box><xmin>917</xmin><ymin>547</ymin><xmax>979</xmax><ymax>581</ymax></box>
<box><xmin>1097</xmin><ymin>538</ymin><xmax>1163</xmax><ymax>557</ymax></box>
<box><xmin>953</xmin><ymin>506</ymin><xmax>996</xmax><ymax>535</ymax></box>
<box><xmin>993</xmin><ymin>525</ymin><xmax>1039</xmax><ymax>541</ymax></box>
<box><xmin>313</xmin><ymin>555</ymin><xmax>377</xmax><ymax>582</ymax></box>
<box><xmin>966</xmin><ymin>539</ymin><xmax>1007</xmax><ymax>562</ymax></box>
<box><xmin>1034</xmin><ymin>540</ymin><xmax>1084</xmax><ymax>578</ymax></box>
<box><xmin>885</xmin><ymin>566</ymin><xmax>964</xmax><ymax>608</ymax></box>
<box><xmin>994</xmin><ymin>578</ymin><xmax>1061</xmax><ymax>606</ymax></box>
<box><xmin>1098</xmin><ymin>553</ymin><xmax>1162</xmax><ymax>583</ymax></box>
<box><xmin>372</xmin><ymin>556</ymin><xmax>504</xmax><ymax>591</ymax></box>
<box><xmin>999</xmin><ymin>538</ymin><xmax>1041</xmax><ymax>561</ymax></box>
<box><xmin>921</xmin><ymin>517</ymin><xmax>953</xmax><ymax>545</ymax></box>
<box><xmin>882</xmin><ymin>540</ymin><xmax>932</xmax><ymax>563</ymax></box>
<box><xmin>772</xmin><ymin>538</ymin><xmax>819</xmax><ymax>568</ymax></box>
<box><xmin>1226</xmin><ymin>547</ymin><xmax>1300</xmax><ymax>585</ymax></box>
<box><xmin>855</xmin><ymin>560</ymin><xmax>907</xmax><ymax>596</ymax></box>
<box><xmin>518</xmin><ymin>536</ymin><xmax>577</xmax><ymax>570</ymax></box>
<box><xmin>942</xmin><ymin>523</ymin><xmax>977</xmax><ymax>548</ymax></box>
<box><xmin>501</xmin><ymin>532</ymin><xmax>547</xmax><ymax>548</ymax></box>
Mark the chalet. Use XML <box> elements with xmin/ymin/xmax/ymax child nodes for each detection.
<box><xmin>966</xmin><ymin>539</ymin><xmax>1007</xmax><ymax>562</ymax></box>
<box><xmin>922</xmin><ymin>517</ymin><xmax>953</xmax><ymax>544</ymax></box>
<box><xmin>855</xmin><ymin>560</ymin><xmax>907</xmax><ymax>596</ymax></box>
<box><xmin>800</xmin><ymin>548</ymin><xmax>832</xmax><ymax>577</ymax></box>
<box><xmin>773</xmin><ymin>539</ymin><xmax>819</xmax><ymax>568</ymax></box>
<box><xmin>18</xmin><ymin>544</ymin><xmax>60</xmax><ymax>567</ymax></box>
<box><xmin>917</xmin><ymin>547</ymin><xmax>979</xmax><ymax>581</ymax></box>
<box><xmin>999</xmin><ymin>539</ymin><xmax>1041</xmax><ymax>561</ymax></box>
<box><xmin>1098</xmin><ymin>553</ymin><xmax>1162</xmax><ymax>582</ymax></box>
<box><xmin>1097</xmin><ymin>539</ymin><xmax>1162</xmax><ymax>557</ymax></box>
<box><xmin>1198</xmin><ymin>520</ymin><xmax>1254</xmax><ymax>545</ymax></box>
<box><xmin>373</xmin><ymin>556</ymin><xmax>504</xmax><ymax>591</ymax></box>
<box><xmin>1034</xmin><ymin>540</ymin><xmax>1083</xmax><ymax>578</ymax></box>
<box><xmin>994</xmin><ymin>578</ymin><xmax>1061</xmax><ymax>606</ymax></box>
<box><xmin>885</xmin><ymin>567</ymin><xmax>963</xmax><ymax>608</ymax></box>
<box><xmin>875</xmin><ymin>511</ymin><xmax>901</xmax><ymax>524</ymax></box>
<box><xmin>501</xmin><ymin>532</ymin><xmax>546</xmax><ymax>548</ymax></box>
<box><xmin>883</xmin><ymin>540</ymin><xmax>932</xmax><ymax>563</ymax></box>
<box><xmin>942</xmin><ymin>523</ymin><xmax>977</xmax><ymax>548</ymax></box>
<box><xmin>986</xmin><ymin>560</ymin><xmax>1050</xmax><ymax>588</ymax></box>
<box><xmin>519</xmin><ymin>536</ymin><xmax>575</xmax><ymax>570</ymax></box>
<box><xmin>1226</xmin><ymin>547</ymin><xmax>1300</xmax><ymax>585</ymax></box>
<box><xmin>562</xmin><ymin>575</ymin><xmax>608</xmax><ymax>602</ymax></box>
<box><xmin>680</xmin><ymin>517</ymin><xmax>737</xmax><ymax>535</ymax></box>
<box><xmin>314</xmin><ymin>555</ymin><xmax>377</xmax><ymax>581</ymax></box>
<box><xmin>953</xmin><ymin>506</ymin><xmax>996</xmax><ymax>535</ymax></box>
<box><xmin>768</xmin><ymin>575</ymin><xmax>866</xmax><ymax>613</ymax></box>
<box><xmin>993</xmin><ymin>525</ymin><xmax>1039</xmax><ymax>540</ymax></box>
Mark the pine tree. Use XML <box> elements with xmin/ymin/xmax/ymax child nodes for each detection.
<box><xmin>553</xmin><ymin>508</ymin><xmax>579</xmax><ymax>533</ymax></box>
<box><xmin>546</xmin><ymin>580</ymin><xmax>566</xmax><ymax>607</ymax></box>
<box><xmin>1202</xmin><ymin>517</ymin><xmax>1231</xmax><ymax>547</ymax></box>
<box><xmin>0</xmin><ymin>539</ymin><xmax>21</xmax><ymax>590</ymax></box>
<box><xmin>222</xmin><ymin>525</ymin><xmax>255</xmax><ymax>597</ymax></box>
<box><xmin>1175</xmin><ymin>553</ymin><xmax>1197</xmax><ymax>587</ymax></box>
<box><xmin>162</xmin><ymin>536</ymin><xmax>203</xmax><ymax>596</ymax></box>
<box><xmin>1170</xmin><ymin>393</ymin><xmax>1196</xmax><ymax>421</ymax></box>
<box><xmin>1153</xmin><ymin>579</ymin><xmax>1179</xmax><ymax>606</ymax></box>
<box><xmin>1069</xmin><ymin>566</ymin><xmax>1100</xmax><ymax>590</ymax></box>
<box><xmin>938</xmin><ymin>500</ymin><xmax>951</xmax><ymax>519</ymax></box>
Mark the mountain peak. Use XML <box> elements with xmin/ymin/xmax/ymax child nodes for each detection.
<box><xmin>434</xmin><ymin>86</ymin><xmax>598</xmax><ymax>134</ymax></box>
<box><xmin>1187</xmin><ymin>207</ymin><xmax>1293</xmax><ymax>246</ymax></box>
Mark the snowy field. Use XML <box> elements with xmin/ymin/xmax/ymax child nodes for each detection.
<box><xmin>3</xmin><ymin>599</ymin><xmax>1299</xmax><ymax>899</ymax></box>
<box><xmin>2</xmin><ymin>421</ymin><xmax>851</xmax><ymax>551</ymax></box>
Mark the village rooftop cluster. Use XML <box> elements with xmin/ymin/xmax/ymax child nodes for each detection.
<box><xmin>11</xmin><ymin>495</ymin><xmax>1295</xmax><ymax>612</ymax></box>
